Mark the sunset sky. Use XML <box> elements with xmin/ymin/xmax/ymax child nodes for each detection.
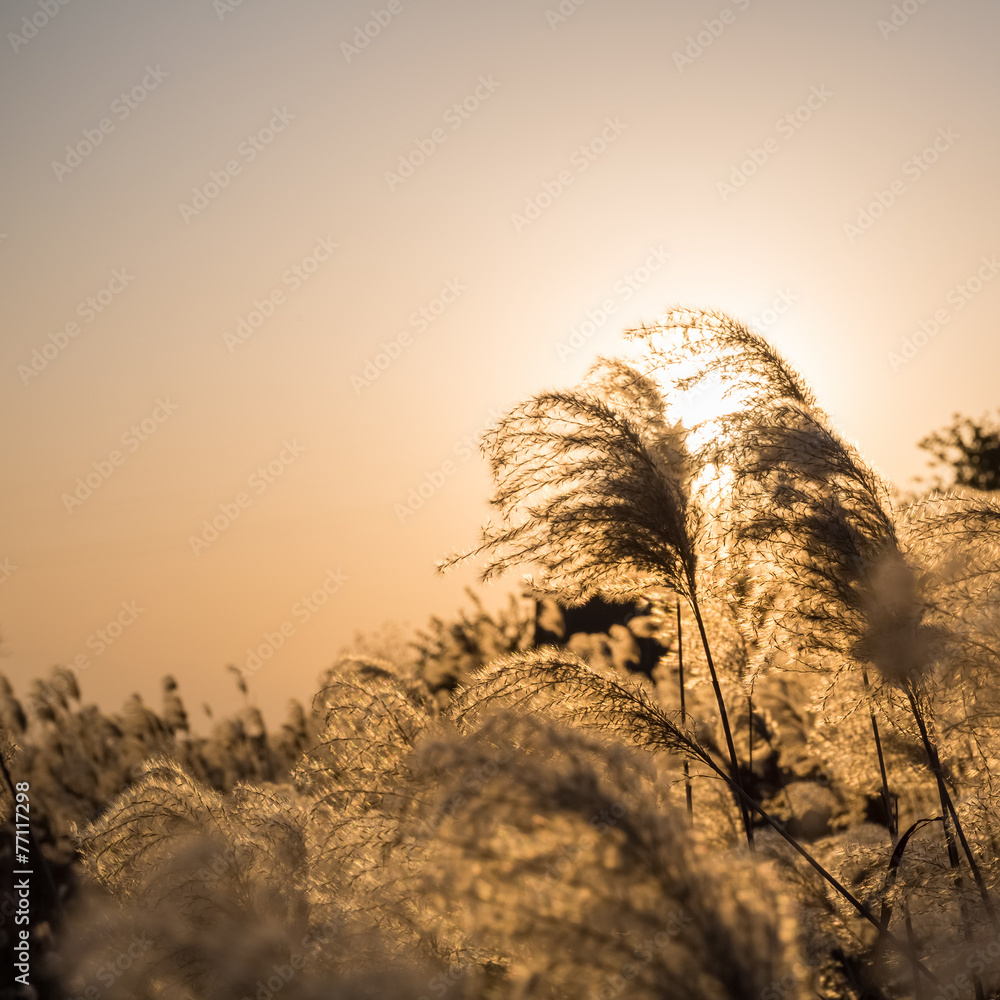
<box><xmin>2</xmin><ymin>0</ymin><xmax>998</xmax><ymax>726</ymax></box>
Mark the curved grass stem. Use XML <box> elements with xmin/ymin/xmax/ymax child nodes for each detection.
<box><xmin>904</xmin><ymin>683</ymin><xmax>994</xmax><ymax>917</ymax></box>
<box><xmin>677</xmin><ymin>601</ymin><xmax>693</xmax><ymax>821</ymax></box>
<box><xmin>687</xmin><ymin>583</ymin><xmax>755</xmax><ymax>849</ymax></box>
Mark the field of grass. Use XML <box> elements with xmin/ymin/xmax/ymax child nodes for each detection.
<box><xmin>4</xmin><ymin>309</ymin><xmax>1000</xmax><ymax>999</ymax></box>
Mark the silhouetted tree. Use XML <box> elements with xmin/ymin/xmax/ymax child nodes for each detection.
<box><xmin>919</xmin><ymin>410</ymin><xmax>1000</xmax><ymax>491</ymax></box>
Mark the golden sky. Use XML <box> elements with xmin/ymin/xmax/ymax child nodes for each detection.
<box><xmin>2</xmin><ymin>0</ymin><xmax>998</xmax><ymax>725</ymax></box>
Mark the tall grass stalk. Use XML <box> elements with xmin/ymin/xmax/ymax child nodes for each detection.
<box><xmin>677</xmin><ymin>601</ymin><xmax>693</xmax><ymax>820</ymax></box>
<box><xmin>686</xmin><ymin>582</ymin><xmax>754</xmax><ymax>847</ymax></box>
<box><xmin>439</xmin><ymin>366</ymin><xmax>756</xmax><ymax>847</ymax></box>
<box><xmin>904</xmin><ymin>682</ymin><xmax>993</xmax><ymax>914</ymax></box>
<box><xmin>627</xmin><ymin>312</ymin><xmax>998</xmax><ymax>920</ymax></box>
<box><xmin>862</xmin><ymin>665</ymin><xmax>898</xmax><ymax>842</ymax></box>
<box><xmin>674</xmin><ymin>704</ymin><xmax>942</xmax><ymax>991</ymax></box>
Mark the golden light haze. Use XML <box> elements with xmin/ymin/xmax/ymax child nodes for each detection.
<box><xmin>1</xmin><ymin>0</ymin><xmax>998</xmax><ymax>724</ymax></box>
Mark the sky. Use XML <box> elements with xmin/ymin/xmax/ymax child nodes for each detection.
<box><xmin>2</xmin><ymin>0</ymin><xmax>998</xmax><ymax>728</ymax></box>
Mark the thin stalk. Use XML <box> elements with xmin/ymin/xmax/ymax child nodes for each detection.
<box><xmin>861</xmin><ymin>666</ymin><xmax>897</xmax><ymax>842</ymax></box>
<box><xmin>904</xmin><ymin>683</ymin><xmax>993</xmax><ymax>915</ymax></box>
<box><xmin>902</xmin><ymin>689</ymin><xmax>992</xmax><ymax>996</ymax></box>
<box><xmin>686</xmin><ymin>580</ymin><xmax>755</xmax><ymax>849</ymax></box>
<box><xmin>691</xmin><ymin>739</ymin><xmax>942</xmax><ymax>990</ymax></box>
<box><xmin>677</xmin><ymin>601</ymin><xmax>692</xmax><ymax>820</ymax></box>
<box><xmin>865</xmin><ymin>817</ymin><xmax>938</xmax><ymax>997</ymax></box>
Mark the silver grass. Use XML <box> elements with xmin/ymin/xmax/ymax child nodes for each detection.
<box><xmin>297</xmin><ymin>657</ymin><xmax>437</xmax><ymax>814</ymax></box>
<box><xmin>56</xmin><ymin>308</ymin><xmax>1000</xmax><ymax>1000</ymax></box>
<box><xmin>714</xmin><ymin>397</ymin><xmax>917</xmax><ymax>685</ymax></box>
<box><xmin>626</xmin><ymin>315</ymin><xmax>976</xmax><ymax>882</ymax></box>
<box><xmin>449</xmin><ymin>649</ymin><xmax>712</xmax><ymax>767</ymax></box>
<box><xmin>402</xmin><ymin>710</ymin><xmax>810</xmax><ymax>1000</ymax></box>
<box><xmin>626</xmin><ymin>307</ymin><xmax>819</xmax><ymax>416</ymax></box>
<box><xmin>624</xmin><ymin>311</ymin><xmax>926</xmax><ymax>690</ymax></box>
<box><xmin>900</xmin><ymin>493</ymin><xmax>1000</xmax><ymax>737</ymax></box>
<box><xmin>442</xmin><ymin>364</ymin><xmax>697</xmax><ymax>604</ymax></box>
<box><xmin>446</xmin><ymin>647</ymin><xmax>936</xmax><ymax>961</ymax></box>
<box><xmin>635</xmin><ymin>315</ymin><xmax>994</xmax><ymax>913</ymax></box>
<box><xmin>477</xmin><ymin>308</ymin><xmax>1000</xmax><ymax>933</ymax></box>
<box><xmin>442</xmin><ymin>349</ymin><xmax>757</xmax><ymax>843</ymax></box>
<box><xmin>73</xmin><ymin>755</ymin><xmax>451</xmax><ymax>997</ymax></box>
<box><xmin>73</xmin><ymin>758</ymin><xmax>318</xmax><ymax>997</ymax></box>
<box><xmin>76</xmin><ymin>758</ymin><xmax>309</xmax><ymax>911</ymax></box>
